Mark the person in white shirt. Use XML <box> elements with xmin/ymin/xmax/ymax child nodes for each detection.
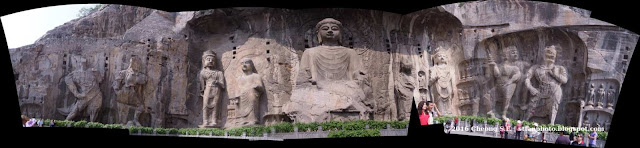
<box><xmin>426</xmin><ymin>101</ymin><xmax>441</xmax><ymax>125</ymax></box>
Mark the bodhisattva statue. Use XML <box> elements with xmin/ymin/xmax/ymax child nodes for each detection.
<box><xmin>606</xmin><ymin>85</ymin><xmax>615</xmax><ymax>109</ymax></box>
<box><xmin>395</xmin><ymin>56</ymin><xmax>414</xmax><ymax>121</ymax></box>
<box><xmin>199</xmin><ymin>50</ymin><xmax>225</xmax><ymax>127</ymax></box>
<box><xmin>485</xmin><ymin>47</ymin><xmax>521</xmax><ymax>119</ymax></box>
<box><xmin>113</xmin><ymin>57</ymin><xmax>147</xmax><ymax>126</ymax></box>
<box><xmin>597</xmin><ymin>84</ymin><xmax>605</xmax><ymax>108</ymax></box>
<box><xmin>586</xmin><ymin>83</ymin><xmax>595</xmax><ymax>107</ymax></box>
<box><xmin>505</xmin><ymin>46</ymin><xmax>531</xmax><ymax>115</ymax></box>
<box><xmin>61</xmin><ymin>55</ymin><xmax>103</xmax><ymax>122</ymax></box>
<box><xmin>284</xmin><ymin>18</ymin><xmax>371</xmax><ymax>123</ymax></box>
<box><xmin>233</xmin><ymin>58</ymin><xmax>264</xmax><ymax>126</ymax></box>
<box><xmin>429</xmin><ymin>47</ymin><xmax>454</xmax><ymax>115</ymax></box>
<box><xmin>523</xmin><ymin>45</ymin><xmax>568</xmax><ymax>124</ymax></box>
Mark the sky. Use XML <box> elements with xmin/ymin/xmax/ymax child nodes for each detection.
<box><xmin>1</xmin><ymin>4</ymin><xmax>98</xmax><ymax>49</ymax></box>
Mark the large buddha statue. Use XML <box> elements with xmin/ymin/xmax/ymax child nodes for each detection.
<box><xmin>284</xmin><ymin>18</ymin><xmax>372</xmax><ymax>123</ymax></box>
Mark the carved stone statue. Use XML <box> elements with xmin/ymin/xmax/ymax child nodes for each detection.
<box><xmin>230</xmin><ymin>58</ymin><xmax>264</xmax><ymax>126</ymax></box>
<box><xmin>586</xmin><ymin>83</ymin><xmax>595</xmax><ymax>107</ymax></box>
<box><xmin>523</xmin><ymin>45</ymin><xmax>568</xmax><ymax>124</ymax></box>
<box><xmin>395</xmin><ymin>56</ymin><xmax>414</xmax><ymax>121</ymax></box>
<box><xmin>606</xmin><ymin>85</ymin><xmax>615</xmax><ymax>109</ymax></box>
<box><xmin>506</xmin><ymin>46</ymin><xmax>531</xmax><ymax>116</ymax></box>
<box><xmin>59</xmin><ymin>55</ymin><xmax>103</xmax><ymax>122</ymax></box>
<box><xmin>597</xmin><ymin>84</ymin><xmax>605</xmax><ymax>108</ymax></box>
<box><xmin>199</xmin><ymin>50</ymin><xmax>225</xmax><ymax>127</ymax></box>
<box><xmin>284</xmin><ymin>18</ymin><xmax>372</xmax><ymax>123</ymax></box>
<box><xmin>429</xmin><ymin>47</ymin><xmax>454</xmax><ymax>115</ymax></box>
<box><xmin>484</xmin><ymin>47</ymin><xmax>521</xmax><ymax>119</ymax></box>
<box><xmin>113</xmin><ymin>57</ymin><xmax>147</xmax><ymax>126</ymax></box>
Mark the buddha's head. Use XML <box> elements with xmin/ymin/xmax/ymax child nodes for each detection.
<box><xmin>202</xmin><ymin>49</ymin><xmax>217</xmax><ymax>70</ymax></box>
<box><xmin>316</xmin><ymin>18</ymin><xmax>343</xmax><ymax>46</ymax></box>
<box><xmin>241</xmin><ymin>58</ymin><xmax>255</xmax><ymax>73</ymax></box>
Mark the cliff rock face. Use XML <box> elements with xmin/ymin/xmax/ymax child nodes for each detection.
<box><xmin>11</xmin><ymin>1</ymin><xmax>637</xmax><ymax>130</ymax></box>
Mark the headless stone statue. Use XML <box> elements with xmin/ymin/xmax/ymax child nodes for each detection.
<box><xmin>113</xmin><ymin>57</ymin><xmax>147</xmax><ymax>126</ymax></box>
<box><xmin>429</xmin><ymin>47</ymin><xmax>454</xmax><ymax>115</ymax></box>
<box><xmin>199</xmin><ymin>50</ymin><xmax>224</xmax><ymax>127</ymax></box>
<box><xmin>484</xmin><ymin>47</ymin><xmax>521</xmax><ymax>119</ymax></box>
<box><xmin>60</xmin><ymin>55</ymin><xmax>103</xmax><ymax>122</ymax></box>
<box><xmin>284</xmin><ymin>18</ymin><xmax>372</xmax><ymax>123</ymax></box>
<box><xmin>523</xmin><ymin>45</ymin><xmax>568</xmax><ymax>124</ymax></box>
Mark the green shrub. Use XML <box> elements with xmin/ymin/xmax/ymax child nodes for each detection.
<box><xmin>328</xmin><ymin>129</ymin><xmax>381</xmax><ymax>138</ymax></box>
<box><xmin>319</xmin><ymin>121</ymin><xmax>342</xmax><ymax>131</ymax></box>
<box><xmin>54</xmin><ymin>120</ymin><xmax>75</xmax><ymax>127</ymax></box>
<box><xmin>87</xmin><ymin>122</ymin><xmax>104</xmax><ymax>128</ymax></box>
<box><xmin>73</xmin><ymin>120</ymin><xmax>88</xmax><ymax>128</ymax></box>
<box><xmin>129</xmin><ymin>126</ymin><xmax>143</xmax><ymax>133</ymax></box>
<box><xmin>167</xmin><ymin>128</ymin><xmax>179</xmax><ymax>134</ymax></box>
<box><xmin>271</xmin><ymin>122</ymin><xmax>294</xmax><ymax>133</ymax></box>
<box><xmin>104</xmin><ymin>124</ymin><xmax>124</xmax><ymax>129</ymax></box>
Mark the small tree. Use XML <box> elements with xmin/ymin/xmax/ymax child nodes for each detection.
<box><xmin>77</xmin><ymin>4</ymin><xmax>105</xmax><ymax>17</ymax></box>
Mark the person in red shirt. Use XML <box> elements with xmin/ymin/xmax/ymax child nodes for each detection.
<box><xmin>504</xmin><ymin>118</ymin><xmax>510</xmax><ymax>139</ymax></box>
<box><xmin>418</xmin><ymin>101</ymin><xmax>429</xmax><ymax>125</ymax></box>
<box><xmin>454</xmin><ymin>116</ymin><xmax>459</xmax><ymax>129</ymax></box>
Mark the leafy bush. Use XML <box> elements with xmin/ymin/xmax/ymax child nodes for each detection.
<box><xmin>319</xmin><ymin>121</ymin><xmax>342</xmax><ymax>131</ymax></box>
<box><xmin>87</xmin><ymin>122</ymin><xmax>104</xmax><ymax>128</ymax></box>
<box><xmin>54</xmin><ymin>120</ymin><xmax>75</xmax><ymax>127</ymax></box>
<box><xmin>328</xmin><ymin>130</ymin><xmax>381</xmax><ymax>138</ymax></box>
<box><xmin>271</xmin><ymin>122</ymin><xmax>294</xmax><ymax>133</ymax></box>
<box><xmin>73</xmin><ymin>120</ymin><xmax>88</xmax><ymax>128</ymax></box>
<box><xmin>104</xmin><ymin>124</ymin><xmax>124</xmax><ymax>129</ymax></box>
<box><xmin>167</xmin><ymin>128</ymin><xmax>179</xmax><ymax>134</ymax></box>
<box><xmin>155</xmin><ymin>128</ymin><xmax>167</xmax><ymax>134</ymax></box>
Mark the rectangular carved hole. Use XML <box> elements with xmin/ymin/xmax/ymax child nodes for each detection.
<box><xmin>266</xmin><ymin>50</ymin><xmax>270</xmax><ymax>54</ymax></box>
<box><xmin>624</xmin><ymin>55</ymin><xmax>629</xmax><ymax>60</ymax></box>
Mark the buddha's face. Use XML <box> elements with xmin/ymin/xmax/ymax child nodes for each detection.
<box><xmin>204</xmin><ymin>55</ymin><xmax>215</xmax><ymax>69</ymax></box>
<box><xmin>318</xmin><ymin>23</ymin><xmax>341</xmax><ymax>42</ymax></box>
<box><xmin>241</xmin><ymin>59</ymin><xmax>253</xmax><ymax>71</ymax></box>
<box><xmin>544</xmin><ymin>46</ymin><xmax>557</xmax><ymax>64</ymax></box>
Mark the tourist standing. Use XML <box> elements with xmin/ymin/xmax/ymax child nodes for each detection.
<box><xmin>50</xmin><ymin>120</ymin><xmax>55</xmax><ymax>127</ymax></box>
<box><xmin>571</xmin><ymin>134</ymin><xmax>586</xmax><ymax>146</ymax></box>
<box><xmin>515</xmin><ymin>120</ymin><xmax>523</xmax><ymax>140</ymax></box>
<box><xmin>588</xmin><ymin>129</ymin><xmax>598</xmax><ymax>147</ymax></box>
<box><xmin>555</xmin><ymin>131</ymin><xmax>571</xmax><ymax>145</ymax></box>
<box><xmin>454</xmin><ymin>116</ymin><xmax>459</xmax><ymax>129</ymax></box>
<box><xmin>569</xmin><ymin>129</ymin><xmax>575</xmax><ymax>141</ymax></box>
<box><xmin>418</xmin><ymin>101</ymin><xmax>429</xmax><ymax>125</ymax></box>
<box><xmin>504</xmin><ymin>118</ymin><xmax>510</xmax><ymax>139</ymax></box>
<box><xmin>427</xmin><ymin>101</ymin><xmax>441</xmax><ymax>125</ymax></box>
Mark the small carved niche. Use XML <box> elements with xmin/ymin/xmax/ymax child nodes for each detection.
<box><xmin>266</xmin><ymin>41</ymin><xmax>270</xmax><ymax>45</ymax></box>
